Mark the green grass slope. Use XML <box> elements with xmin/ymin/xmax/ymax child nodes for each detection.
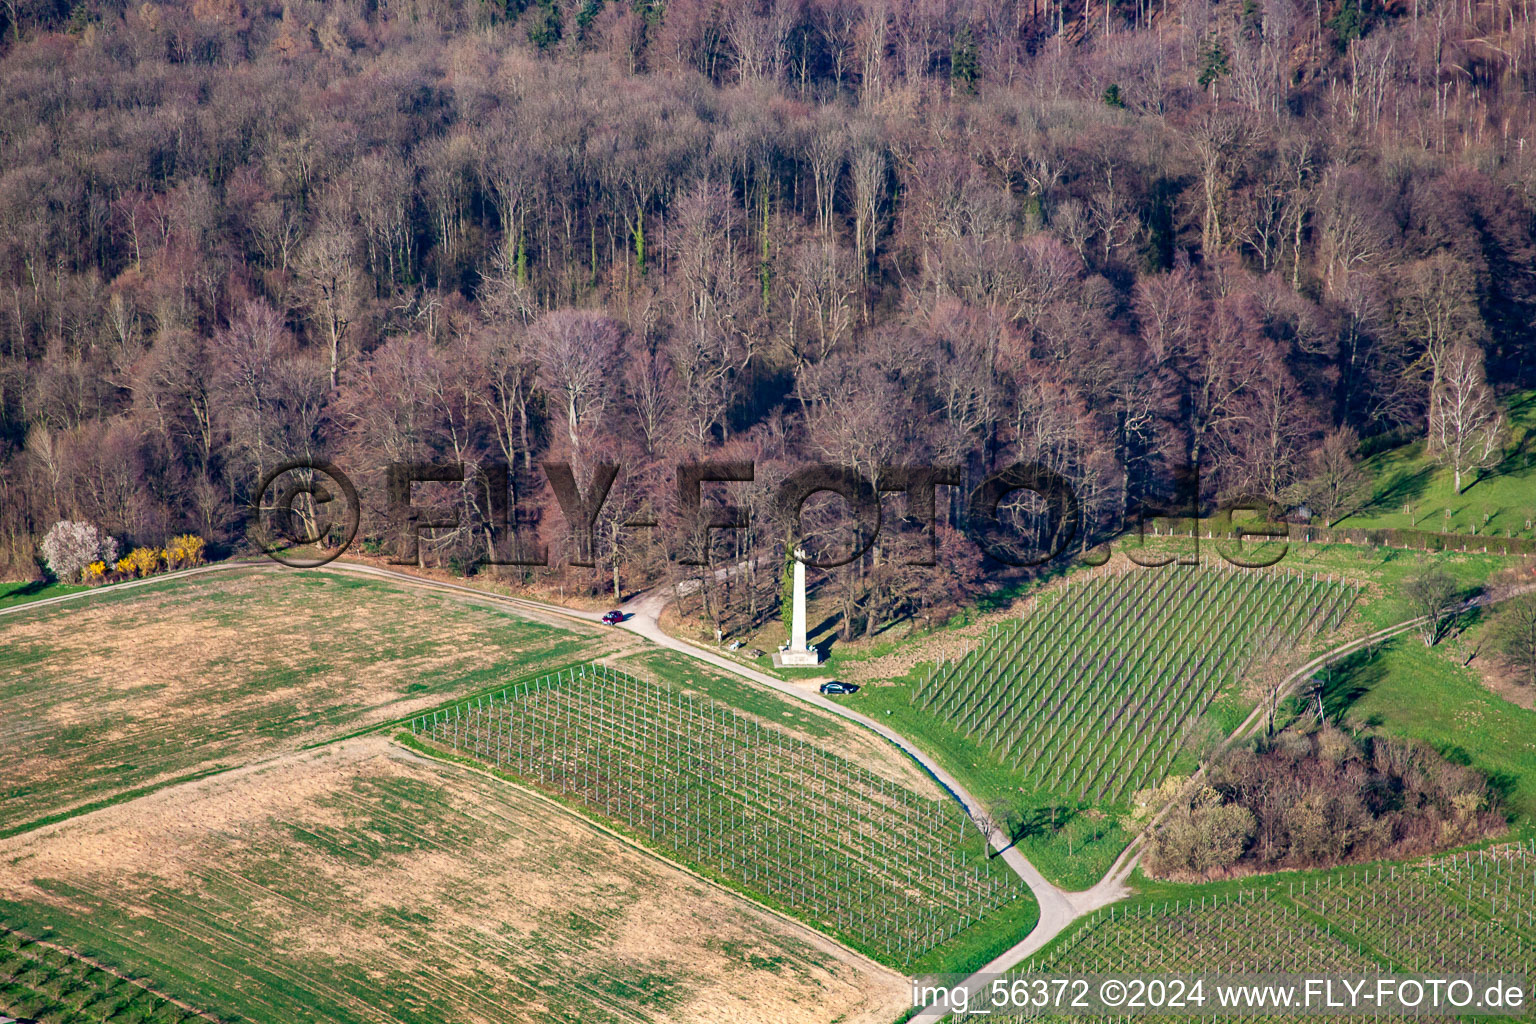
<box><xmin>1335</xmin><ymin>391</ymin><xmax>1536</xmax><ymax>536</ymax></box>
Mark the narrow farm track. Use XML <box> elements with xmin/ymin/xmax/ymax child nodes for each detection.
<box><xmin>309</xmin><ymin>566</ymin><xmax>1103</xmax><ymax>946</ymax></box>
<box><xmin>9</xmin><ymin>560</ymin><xmax>1533</xmax><ymax>1024</ymax></box>
<box><xmin>906</xmin><ymin>581</ymin><xmax>1536</xmax><ymax>1023</ymax></box>
<box><xmin>315</xmin><ymin>566</ymin><xmax>1121</xmax><ymax>984</ymax></box>
<box><xmin>0</xmin><ymin>560</ymin><xmax>1087</xmax><ymax>964</ymax></box>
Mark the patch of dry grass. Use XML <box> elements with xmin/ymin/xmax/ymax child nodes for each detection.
<box><xmin>0</xmin><ymin>568</ymin><xmax>601</xmax><ymax>832</ymax></box>
<box><xmin>0</xmin><ymin>737</ymin><xmax>908</xmax><ymax>1024</ymax></box>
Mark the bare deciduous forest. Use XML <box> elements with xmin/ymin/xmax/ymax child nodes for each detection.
<box><xmin>2</xmin><ymin>0</ymin><xmax>1534</xmax><ymax>634</ymax></box>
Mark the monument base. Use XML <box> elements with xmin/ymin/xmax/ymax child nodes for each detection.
<box><xmin>773</xmin><ymin>648</ymin><xmax>822</xmax><ymax>667</ymax></box>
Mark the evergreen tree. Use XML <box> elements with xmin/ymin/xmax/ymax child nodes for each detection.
<box><xmin>575</xmin><ymin>0</ymin><xmax>602</xmax><ymax>40</ymax></box>
<box><xmin>1197</xmin><ymin>35</ymin><xmax>1230</xmax><ymax>92</ymax></box>
<box><xmin>527</xmin><ymin>0</ymin><xmax>563</xmax><ymax>50</ymax></box>
<box><xmin>950</xmin><ymin>22</ymin><xmax>979</xmax><ymax>92</ymax></box>
<box><xmin>1328</xmin><ymin>0</ymin><xmax>1368</xmax><ymax>46</ymax></box>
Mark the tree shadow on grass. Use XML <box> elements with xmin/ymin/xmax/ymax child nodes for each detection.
<box><xmin>1355</xmin><ymin>464</ymin><xmax>1434</xmax><ymax>519</ymax></box>
<box><xmin>0</xmin><ymin>580</ymin><xmax>56</xmax><ymax>606</ymax></box>
<box><xmin>1318</xmin><ymin>645</ymin><xmax>1389</xmax><ymax>722</ymax></box>
<box><xmin>1433</xmin><ymin>744</ymin><xmax>1520</xmax><ymax>813</ymax></box>
<box><xmin>973</xmin><ymin>560</ymin><xmax>1079</xmax><ymax>614</ymax></box>
<box><xmin>1483</xmin><ymin>769</ymin><xmax>1521</xmax><ymax>816</ymax></box>
<box><xmin>1478</xmin><ymin>418</ymin><xmax>1535</xmax><ymax>486</ymax></box>
<box><xmin>1456</xmin><ymin>602</ymin><xmax>1488</xmax><ymax>632</ymax></box>
<box><xmin>864</xmin><ymin>616</ymin><xmax>909</xmax><ymax>639</ymax></box>
<box><xmin>1002</xmin><ymin>804</ymin><xmax>1078</xmax><ymax>850</ymax></box>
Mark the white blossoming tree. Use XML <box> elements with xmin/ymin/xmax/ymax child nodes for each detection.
<box><xmin>39</xmin><ymin>520</ymin><xmax>118</xmax><ymax>583</ymax></box>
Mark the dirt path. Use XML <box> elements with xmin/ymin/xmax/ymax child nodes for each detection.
<box><xmin>4</xmin><ymin>562</ymin><xmax>1081</xmax><ymax>982</ymax></box>
<box><xmin>608</xmin><ymin>587</ymin><xmax>1143</xmax><ymax>998</ymax></box>
<box><xmin>15</xmin><ymin>561</ymin><xmax>1530</xmax><ymax>1024</ymax></box>
<box><xmin>905</xmin><ymin>582</ymin><xmax>1536</xmax><ymax>1023</ymax></box>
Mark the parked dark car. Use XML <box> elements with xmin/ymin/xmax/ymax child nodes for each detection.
<box><xmin>819</xmin><ymin>681</ymin><xmax>858</xmax><ymax>695</ymax></box>
<box><xmin>601</xmin><ymin>610</ymin><xmax>624</xmax><ymax>625</ymax></box>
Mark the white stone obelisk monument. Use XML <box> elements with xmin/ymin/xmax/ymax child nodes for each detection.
<box><xmin>774</xmin><ymin>547</ymin><xmax>822</xmax><ymax>667</ymax></box>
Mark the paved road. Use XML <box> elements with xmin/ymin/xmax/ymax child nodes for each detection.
<box><xmin>2</xmin><ymin>560</ymin><xmax>1091</xmax><ymax>976</ymax></box>
<box><xmin>11</xmin><ymin>560</ymin><xmax>1529</xmax><ymax>1024</ymax></box>
<box><xmin>906</xmin><ymin>581</ymin><xmax>1536</xmax><ymax>1023</ymax></box>
<box><xmin>610</xmin><ymin>590</ymin><xmax>1120</xmax><ymax>945</ymax></box>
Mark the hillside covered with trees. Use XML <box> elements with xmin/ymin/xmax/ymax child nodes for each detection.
<box><xmin>2</xmin><ymin>0</ymin><xmax>1533</xmax><ymax>633</ymax></box>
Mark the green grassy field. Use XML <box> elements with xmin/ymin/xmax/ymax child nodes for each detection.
<box><xmin>0</xmin><ymin>579</ymin><xmax>87</xmax><ymax>609</ymax></box>
<box><xmin>1334</xmin><ymin>391</ymin><xmax>1536</xmax><ymax>536</ymax></box>
<box><xmin>0</xmin><ymin>568</ymin><xmax>601</xmax><ymax>836</ymax></box>
<box><xmin>0</xmin><ymin>928</ymin><xmax>202</xmax><ymax>1024</ymax></box>
<box><xmin>0</xmin><ymin>738</ymin><xmax>908</xmax><ymax>1024</ymax></box>
<box><xmin>1323</xmin><ymin>633</ymin><xmax>1536</xmax><ymax>819</ymax></box>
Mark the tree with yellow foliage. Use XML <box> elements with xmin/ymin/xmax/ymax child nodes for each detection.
<box><xmin>165</xmin><ymin>534</ymin><xmax>206</xmax><ymax>570</ymax></box>
<box><xmin>126</xmin><ymin>546</ymin><xmax>163</xmax><ymax>577</ymax></box>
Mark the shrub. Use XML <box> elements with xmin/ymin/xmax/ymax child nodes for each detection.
<box><xmin>39</xmin><ymin>520</ymin><xmax>118</xmax><ymax>583</ymax></box>
<box><xmin>1494</xmin><ymin>594</ymin><xmax>1536</xmax><ymax>687</ymax></box>
<box><xmin>1144</xmin><ymin>786</ymin><xmax>1256</xmax><ymax>878</ymax></box>
<box><xmin>126</xmin><ymin>547</ymin><xmax>163</xmax><ymax>578</ymax></box>
<box><xmin>165</xmin><ymin>534</ymin><xmax>206</xmax><ymax>570</ymax></box>
<box><xmin>1144</xmin><ymin>725</ymin><xmax>1503</xmax><ymax>879</ymax></box>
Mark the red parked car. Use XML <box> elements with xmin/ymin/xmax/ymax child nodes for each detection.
<box><xmin>601</xmin><ymin>610</ymin><xmax>624</xmax><ymax>625</ymax></box>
